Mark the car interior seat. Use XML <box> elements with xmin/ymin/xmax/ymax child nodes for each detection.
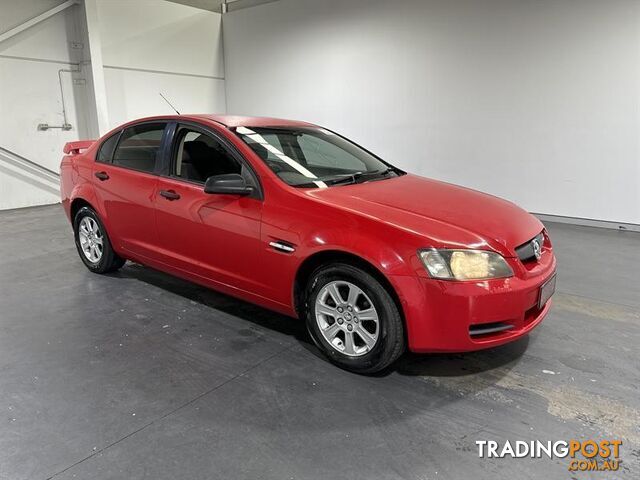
<box><xmin>178</xmin><ymin>145</ymin><xmax>199</xmax><ymax>181</ymax></box>
<box><xmin>183</xmin><ymin>140</ymin><xmax>240</xmax><ymax>181</ymax></box>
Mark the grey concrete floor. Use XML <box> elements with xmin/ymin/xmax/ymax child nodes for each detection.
<box><xmin>0</xmin><ymin>204</ymin><xmax>638</xmax><ymax>480</ymax></box>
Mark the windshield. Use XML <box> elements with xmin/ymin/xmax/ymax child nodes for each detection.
<box><xmin>234</xmin><ymin>126</ymin><xmax>403</xmax><ymax>188</ymax></box>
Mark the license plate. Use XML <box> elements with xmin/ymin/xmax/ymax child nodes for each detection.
<box><xmin>538</xmin><ymin>274</ymin><xmax>556</xmax><ymax>309</ymax></box>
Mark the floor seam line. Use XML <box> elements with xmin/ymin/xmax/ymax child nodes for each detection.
<box><xmin>44</xmin><ymin>343</ymin><xmax>295</xmax><ymax>480</ymax></box>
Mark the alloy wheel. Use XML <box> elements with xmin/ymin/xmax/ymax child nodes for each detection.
<box><xmin>314</xmin><ymin>280</ymin><xmax>380</xmax><ymax>356</ymax></box>
<box><xmin>78</xmin><ymin>216</ymin><xmax>104</xmax><ymax>263</ymax></box>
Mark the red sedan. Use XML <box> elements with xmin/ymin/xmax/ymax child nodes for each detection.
<box><xmin>60</xmin><ymin>115</ymin><xmax>556</xmax><ymax>373</ymax></box>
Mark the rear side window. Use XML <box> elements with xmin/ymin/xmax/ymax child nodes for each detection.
<box><xmin>96</xmin><ymin>132</ymin><xmax>120</xmax><ymax>163</ymax></box>
<box><xmin>113</xmin><ymin>123</ymin><xmax>166</xmax><ymax>173</ymax></box>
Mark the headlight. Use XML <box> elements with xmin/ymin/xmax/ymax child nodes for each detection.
<box><xmin>418</xmin><ymin>249</ymin><xmax>513</xmax><ymax>280</ymax></box>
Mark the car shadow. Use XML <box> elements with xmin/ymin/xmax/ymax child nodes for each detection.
<box><xmin>113</xmin><ymin>262</ymin><xmax>309</xmax><ymax>342</ymax></box>
<box><xmin>113</xmin><ymin>262</ymin><xmax>529</xmax><ymax>378</ymax></box>
<box><xmin>393</xmin><ymin>337</ymin><xmax>529</xmax><ymax>377</ymax></box>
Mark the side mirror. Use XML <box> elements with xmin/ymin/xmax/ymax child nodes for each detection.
<box><xmin>204</xmin><ymin>173</ymin><xmax>253</xmax><ymax>196</ymax></box>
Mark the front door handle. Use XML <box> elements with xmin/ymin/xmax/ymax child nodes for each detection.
<box><xmin>159</xmin><ymin>189</ymin><xmax>181</xmax><ymax>201</ymax></box>
<box><xmin>94</xmin><ymin>171</ymin><xmax>109</xmax><ymax>181</ymax></box>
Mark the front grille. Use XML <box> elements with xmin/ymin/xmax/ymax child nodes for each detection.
<box><xmin>469</xmin><ymin>321</ymin><xmax>514</xmax><ymax>336</ymax></box>
<box><xmin>515</xmin><ymin>232</ymin><xmax>544</xmax><ymax>262</ymax></box>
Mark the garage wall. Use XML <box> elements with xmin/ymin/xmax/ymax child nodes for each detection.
<box><xmin>0</xmin><ymin>0</ymin><xmax>226</xmax><ymax>210</ymax></box>
<box><xmin>0</xmin><ymin>0</ymin><xmax>90</xmax><ymax>210</ymax></box>
<box><xmin>95</xmin><ymin>0</ymin><xmax>226</xmax><ymax>130</ymax></box>
<box><xmin>223</xmin><ymin>0</ymin><xmax>640</xmax><ymax>225</ymax></box>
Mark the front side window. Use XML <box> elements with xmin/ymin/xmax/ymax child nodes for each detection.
<box><xmin>235</xmin><ymin>126</ymin><xmax>402</xmax><ymax>188</ymax></box>
<box><xmin>172</xmin><ymin>127</ymin><xmax>242</xmax><ymax>183</ymax></box>
<box><xmin>112</xmin><ymin>123</ymin><xmax>166</xmax><ymax>173</ymax></box>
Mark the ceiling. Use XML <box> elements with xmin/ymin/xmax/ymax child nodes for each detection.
<box><xmin>166</xmin><ymin>0</ymin><xmax>279</xmax><ymax>13</ymax></box>
<box><xmin>166</xmin><ymin>0</ymin><xmax>221</xmax><ymax>12</ymax></box>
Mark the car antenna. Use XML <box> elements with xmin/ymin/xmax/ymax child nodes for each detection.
<box><xmin>159</xmin><ymin>92</ymin><xmax>181</xmax><ymax>115</ymax></box>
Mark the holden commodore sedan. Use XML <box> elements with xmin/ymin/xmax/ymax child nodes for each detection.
<box><xmin>60</xmin><ymin>114</ymin><xmax>556</xmax><ymax>373</ymax></box>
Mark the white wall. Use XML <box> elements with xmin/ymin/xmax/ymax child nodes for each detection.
<box><xmin>0</xmin><ymin>0</ymin><xmax>226</xmax><ymax>210</ymax></box>
<box><xmin>0</xmin><ymin>0</ymin><xmax>90</xmax><ymax>209</ymax></box>
<box><xmin>223</xmin><ymin>0</ymin><xmax>640</xmax><ymax>225</ymax></box>
<box><xmin>95</xmin><ymin>0</ymin><xmax>225</xmax><ymax>130</ymax></box>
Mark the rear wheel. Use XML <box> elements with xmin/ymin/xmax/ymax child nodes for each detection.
<box><xmin>304</xmin><ymin>263</ymin><xmax>405</xmax><ymax>373</ymax></box>
<box><xmin>73</xmin><ymin>206</ymin><xmax>125</xmax><ymax>273</ymax></box>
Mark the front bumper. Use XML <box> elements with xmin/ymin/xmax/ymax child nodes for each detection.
<box><xmin>392</xmin><ymin>252</ymin><xmax>557</xmax><ymax>353</ymax></box>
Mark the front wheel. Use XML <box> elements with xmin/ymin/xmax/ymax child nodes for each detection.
<box><xmin>304</xmin><ymin>263</ymin><xmax>405</xmax><ymax>374</ymax></box>
<box><xmin>73</xmin><ymin>206</ymin><xmax>125</xmax><ymax>273</ymax></box>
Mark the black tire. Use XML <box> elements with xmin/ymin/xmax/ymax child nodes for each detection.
<box><xmin>73</xmin><ymin>206</ymin><xmax>125</xmax><ymax>273</ymax></box>
<box><xmin>304</xmin><ymin>263</ymin><xmax>405</xmax><ymax>374</ymax></box>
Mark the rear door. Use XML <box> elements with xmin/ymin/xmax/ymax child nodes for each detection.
<box><xmin>92</xmin><ymin>122</ymin><xmax>168</xmax><ymax>259</ymax></box>
<box><xmin>153</xmin><ymin>123</ymin><xmax>266</xmax><ymax>295</ymax></box>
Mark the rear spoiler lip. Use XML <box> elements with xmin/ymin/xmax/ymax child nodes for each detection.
<box><xmin>63</xmin><ymin>140</ymin><xmax>95</xmax><ymax>155</ymax></box>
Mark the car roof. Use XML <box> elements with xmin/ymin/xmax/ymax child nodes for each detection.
<box><xmin>191</xmin><ymin>114</ymin><xmax>317</xmax><ymax>128</ymax></box>
<box><xmin>124</xmin><ymin>114</ymin><xmax>317</xmax><ymax>129</ymax></box>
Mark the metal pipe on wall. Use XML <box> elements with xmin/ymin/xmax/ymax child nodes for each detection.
<box><xmin>37</xmin><ymin>66</ymin><xmax>80</xmax><ymax>131</ymax></box>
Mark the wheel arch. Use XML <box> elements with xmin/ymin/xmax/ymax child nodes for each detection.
<box><xmin>69</xmin><ymin>182</ymin><xmax>110</xmax><ymax>228</ymax></box>
<box><xmin>68</xmin><ymin>181</ymin><xmax>105</xmax><ymax>224</ymax></box>
<box><xmin>293</xmin><ymin>250</ymin><xmax>406</xmax><ymax>324</ymax></box>
<box><xmin>69</xmin><ymin>195</ymin><xmax>121</xmax><ymax>257</ymax></box>
<box><xmin>70</xmin><ymin>197</ymin><xmax>95</xmax><ymax>222</ymax></box>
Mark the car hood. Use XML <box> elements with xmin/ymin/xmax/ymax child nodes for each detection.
<box><xmin>303</xmin><ymin>174</ymin><xmax>543</xmax><ymax>255</ymax></box>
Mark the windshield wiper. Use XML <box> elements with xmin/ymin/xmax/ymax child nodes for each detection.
<box><xmin>357</xmin><ymin>167</ymin><xmax>397</xmax><ymax>180</ymax></box>
<box><xmin>321</xmin><ymin>173</ymin><xmax>363</xmax><ymax>185</ymax></box>
<box><xmin>323</xmin><ymin>168</ymin><xmax>397</xmax><ymax>185</ymax></box>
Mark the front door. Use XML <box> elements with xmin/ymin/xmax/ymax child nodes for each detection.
<box><xmin>92</xmin><ymin>122</ymin><xmax>167</xmax><ymax>259</ymax></box>
<box><xmin>153</xmin><ymin>124</ymin><xmax>266</xmax><ymax>295</ymax></box>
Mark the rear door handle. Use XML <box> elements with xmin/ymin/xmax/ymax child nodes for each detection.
<box><xmin>159</xmin><ymin>189</ymin><xmax>181</xmax><ymax>201</ymax></box>
<box><xmin>94</xmin><ymin>171</ymin><xmax>109</xmax><ymax>181</ymax></box>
